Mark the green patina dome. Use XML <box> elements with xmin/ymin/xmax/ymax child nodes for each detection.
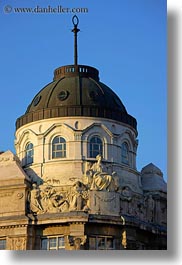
<box><xmin>16</xmin><ymin>64</ymin><xmax>137</xmax><ymax>131</ymax></box>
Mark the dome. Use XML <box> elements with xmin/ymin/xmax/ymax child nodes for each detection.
<box><xmin>16</xmin><ymin>64</ymin><xmax>137</xmax><ymax>131</ymax></box>
<box><xmin>141</xmin><ymin>163</ymin><xmax>163</xmax><ymax>177</ymax></box>
<box><xmin>141</xmin><ymin>163</ymin><xmax>167</xmax><ymax>192</ymax></box>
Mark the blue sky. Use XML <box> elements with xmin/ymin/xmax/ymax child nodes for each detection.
<box><xmin>0</xmin><ymin>0</ymin><xmax>167</xmax><ymax>180</ymax></box>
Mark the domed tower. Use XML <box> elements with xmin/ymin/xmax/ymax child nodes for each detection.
<box><xmin>15</xmin><ymin>16</ymin><xmax>139</xmax><ymax>193</ymax></box>
<box><xmin>9</xmin><ymin>16</ymin><xmax>166</xmax><ymax>250</ymax></box>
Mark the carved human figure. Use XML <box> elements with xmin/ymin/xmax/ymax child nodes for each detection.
<box><xmin>128</xmin><ymin>197</ymin><xmax>137</xmax><ymax>215</ymax></box>
<box><xmin>120</xmin><ymin>186</ymin><xmax>132</xmax><ymax>214</ymax></box>
<box><xmin>40</xmin><ymin>185</ymin><xmax>56</xmax><ymax>212</ymax></box>
<box><xmin>50</xmin><ymin>193</ymin><xmax>69</xmax><ymax>212</ymax></box>
<box><xmin>137</xmin><ymin>201</ymin><xmax>146</xmax><ymax>221</ymax></box>
<box><xmin>146</xmin><ymin>195</ymin><xmax>155</xmax><ymax>222</ymax></box>
<box><xmin>89</xmin><ymin>155</ymin><xmax>118</xmax><ymax>191</ymax></box>
<box><xmin>30</xmin><ymin>183</ymin><xmax>43</xmax><ymax>214</ymax></box>
<box><xmin>122</xmin><ymin>186</ymin><xmax>132</xmax><ymax>198</ymax></box>
<box><xmin>93</xmin><ymin>154</ymin><xmax>103</xmax><ymax>172</ymax></box>
<box><xmin>40</xmin><ymin>186</ymin><xmax>69</xmax><ymax>213</ymax></box>
<box><xmin>69</xmin><ymin>181</ymin><xmax>84</xmax><ymax>211</ymax></box>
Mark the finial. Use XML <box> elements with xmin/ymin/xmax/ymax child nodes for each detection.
<box><xmin>72</xmin><ymin>15</ymin><xmax>79</xmax><ymax>27</ymax></box>
<box><xmin>72</xmin><ymin>15</ymin><xmax>80</xmax><ymax>65</ymax></box>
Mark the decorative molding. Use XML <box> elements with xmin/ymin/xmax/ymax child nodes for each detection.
<box><xmin>0</xmin><ymin>224</ymin><xmax>28</xmax><ymax>230</ymax></box>
<box><xmin>0</xmin><ymin>192</ymin><xmax>14</xmax><ymax>198</ymax></box>
<box><xmin>16</xmin><ymin>129</ymin><xmax>38</xmax><ymax>146</ymax></box>
<box><xmin>82</xmin><ymin>122</ymin><xmax>113</xmax><ymax>138</ymax></box>
<box><xmin>43</xmin><ymin>123</ymin><xmax>75</xmax><ymax>138</ymax></box>
<box><xmin>8</xmin><ymin>237</ymin><xmax>26</xmax><ymax>250</ymax></box>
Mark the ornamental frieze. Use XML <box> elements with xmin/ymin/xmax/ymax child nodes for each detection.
<box><xmin>26</xmin><ymin>154</ymin><xmax>165</xmax><ymax>225</ymax></box>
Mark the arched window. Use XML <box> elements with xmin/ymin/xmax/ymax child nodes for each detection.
<box><xmin>89</xmin><ymin>136</ymin><xmax>103</xmax><ymax>158</ymax></box>
<box><xmin>52</xmin><ymin>136</ymin><xmax>66</xmax><ymax>159</ymax></box>
<box><xmin>25</xmin><ymin>142</ymin><xmax>34</xmax><ymax>165</ymax></box>
<box><xmin>121</xmin><ymin>142</ymin><xmax>129</xmax><ymax>165</ymax></box>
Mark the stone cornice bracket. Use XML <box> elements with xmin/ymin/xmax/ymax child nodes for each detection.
<box><xmin>68</xmin><ymin>235</ymin><xmax>87</xmax><ymax>250</ymax></box>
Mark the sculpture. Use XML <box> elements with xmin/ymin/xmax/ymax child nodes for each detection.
<box><xmin>88</xmin><ymin>155</ymin><xmax>118</xmax><ymax>192</ymax></box>
<box><xmin>120</xmin><ymin>186</ymin><xmax>132</xmax><ymax>214</ymax></box>
<box><xmin>40</xmin><ymin>185</ymin><xmax>69</xmax><ymax>213</ymax></box>
<box><xmin>69</xmin><ymin>181</ymin><xmax>89</xmax><ymax>211</ymax></box>
<box><xmin>29</xmin><ymin>183</ymin><xmax>44</xmax><ymax>214</ymax></box>
<box><xmin>29</xmin><ymin>181</ymin><xmax>89</xmax><ymax>214</ymax></box>
<box><xmin>145</xmin><ymin>194</ymin><xmax>155</xmax><ymax>222</ymax></box>
<box><xmin>9</xmin><ymin>238</ymin><xmax>26</xmax><ymax>250</ymax></box>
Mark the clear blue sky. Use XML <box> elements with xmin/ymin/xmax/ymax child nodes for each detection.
<box><xmin>0</xmin><ymin>0</ymin><xmax>167</xmax><ymax>180</ymax></box>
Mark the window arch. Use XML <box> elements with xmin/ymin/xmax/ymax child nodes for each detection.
<box><xmin>89</xmin><ymin>136</ymin><xmax>103</xmax><ymax>158</ymax></box>
<box><xmin>121</xmin><ymin>142</ymin><xmax>129</xmax><ymax>165</ymax></box>
<box><xmin>52</xmin><ymin>136</ymin><xmax>66</xmax><ymax>159</ymax></box>
<box><xmin>25</xmin><ymin>142</ymin><xmax>34</xmax><ymax>165</ymax></box>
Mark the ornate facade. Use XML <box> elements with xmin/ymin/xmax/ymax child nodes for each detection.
<box><xmin>0</xmin><ymin>16</ymin><xmax>167</xmax><ymax>250</ymax></box>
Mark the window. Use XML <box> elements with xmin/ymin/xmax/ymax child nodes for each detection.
<box><xmin>0</xmin><ymin>239</ymin><xmax>6</xmax><ymax>250</ymax></box>
<box><xmin>52</xmin><ymin>136</ymin><xmax>66</xmax><ymax>159</ymax></box>
<box><xmin>41</xmin><ymin>236</ymin><xmax>65</xmax><ymax>250</ymax></box>
<box><xmin>25</xmin><ymin>142</ymin><xmax>34</xmax><ymax>165</ymax></box>
<box><xmin>89</xmin><ymin>136</ymin><xmax>103</xmax><ymax>158</ymax></box>
<box><xmin>89</xmin><ymin>236</ymin><xmax>115</xmax><ymax>250</ymax></box>
<box><xmin>121</xmin><ymin>142</ymin><xmax>129</xmax><ymax>165</ymax></box>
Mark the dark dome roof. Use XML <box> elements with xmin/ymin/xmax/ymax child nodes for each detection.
<box><xmin>16</xmin><ymin>65</ymin><xmax>137</xmax><ymax>131</ymax></box>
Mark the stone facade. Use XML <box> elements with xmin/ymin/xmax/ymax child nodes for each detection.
<box><xmin>0</xmin><ymin>145</ymin><xmax>167</xmax><ymax>250</ymax></box>
<box><xmin>15</xmin><ymin>116</ymin><xmax>138</xmax><ymax>184</ymax></box>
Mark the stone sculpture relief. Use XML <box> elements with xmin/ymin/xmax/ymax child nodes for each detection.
<box><xmin>120</xmin><ymin>186</ymin><xmax>147</xmax><ymax>220</ymax></box>
<box><xmin>119</xmin><ymin>189</ymin><xmax>166</xmax><ymax>225</ymax></box>
<box><xmin>120</xmin><ymin>186</ymin><xmax>133</xmax><ymax>215</ymax></box>
<box><xmin>9</xmin><ymin>237</ymin><xmax>26</xmax><ymax>250</ymax></box>
<box><xmin>28</xmin><ymin>182</ymin><xmax>165</xmax><ymax>226</ymax></box>
<box><xmin>69</xmin><ymin>181</ymin><xmax>89</xmax><ymax>211</ymax></box>
<box><xmin>86</xmin><ymin>154</ymin><xmax>119</xmax><ymax>192</ymax></box>
<box><xmin>136</xmin><ymin>200</ymin><xmax>146</xmax><ymax>221</ymax></box>
<box><xmin>29</xmin><ymin>183</ymin><xmax>44</xmax><ymax>214</ymax></box>
<box><xmin>27</xmin><ymin>154</ymin><xmax>166</xmax><ymax>226</ymax></box>
<box><xmin>29</xmin><ymin>181</ymin><xmax>89</xmax><ymax>214</ymax></box>
<box><xmin>40</xmin><ymin>185</ymin><xmax>69</xmax><ymax>213</ymax></box>
<box><xmin>145</xmin><ymin>194</ymin><xmax>155</xmax><ymax>222</ymax></box>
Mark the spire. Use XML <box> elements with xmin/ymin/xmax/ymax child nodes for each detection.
<box><xmin>72</xmin><ymin>15</ymin><xmax>80</xmax><ymax>65</ymax></box>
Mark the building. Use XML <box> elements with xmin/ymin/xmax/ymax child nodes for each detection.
<box><xmin>0</xmin><ymin>16</ymin><xmax>167</xmax><ymax>250</ymax></box>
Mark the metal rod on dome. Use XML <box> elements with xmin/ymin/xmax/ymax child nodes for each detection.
<box><xmin>72</xmin><ymin>15</ymin><xmax>80</xmax><ymax>65</ymax></box>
